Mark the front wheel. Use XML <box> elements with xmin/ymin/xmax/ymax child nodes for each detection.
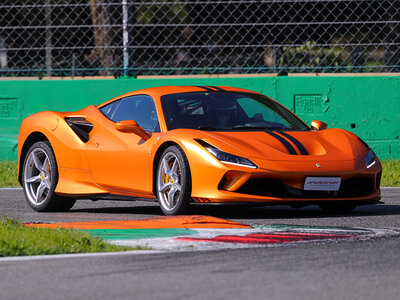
<box><xmin>156</xmin><ymin>146</ymin><xmax>192</xmax><ymax>215</ymax></box>
<box><xmin>22</xmin><ymin>141</ymin><xmax>76</xmax><ymax>212</ymax></box>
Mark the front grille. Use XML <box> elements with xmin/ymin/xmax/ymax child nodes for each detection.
<box><xmin>339</xmin><ymin>177</ymin><xmax>374</xmax><ymax>197</ymax></box>
<box><xmin>231</xmin><ymin>177</ymin><xmax>375</xmax><ymax>199</ymax></box>
<box><xmin>235</xmin><ymin>178</ymin><xmax>286</xmax><ymax>197</ymax></box>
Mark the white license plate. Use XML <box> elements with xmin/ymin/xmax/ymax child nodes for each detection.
<box><xmin>304</xmin><ymin>177</ymin><xmax>341</xmax><ymax>191</ymax></box>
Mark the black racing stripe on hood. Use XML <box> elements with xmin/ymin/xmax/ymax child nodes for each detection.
<box><xmin>265</xmin><ymin>130</ymin><xmax>297</xmax><ymax>155</ymax></box>
<box><xmin>278</xmin><ymin>131</ymin><xmax>309</xmax><ymax>155</ymax></box>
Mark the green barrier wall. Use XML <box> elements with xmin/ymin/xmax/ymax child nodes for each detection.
<box><xmin>0</xmin><ymin>75</ymin><xmax>399</xmax><ymax>161</ymax></box>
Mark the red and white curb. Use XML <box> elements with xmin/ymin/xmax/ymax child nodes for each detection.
<box><xmin>108</xmin><ymin>225</ymin><xmax>400</xmax><ymax>251</ymax></box>
<box><xmin>25</xmin><ymin>216</ymin><xmax>400</xmax><ymax>251</ymax></box>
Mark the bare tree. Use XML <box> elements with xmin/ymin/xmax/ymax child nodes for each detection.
<box><xmin>88</xmin><ymin>0</ymin><xmax>114</xmax><ymax>76</ymax></box>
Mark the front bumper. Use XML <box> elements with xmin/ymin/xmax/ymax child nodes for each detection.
<box><xmin>192</xmin><ymin>188</ymin><xmax>381</xmax><ymax>204</ymax></box>
<box><xmin>189</xmin><ymin>154</ymin><xmax>382</xmax><ymax>205</ymax></box>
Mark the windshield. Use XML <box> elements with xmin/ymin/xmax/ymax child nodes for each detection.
<box><xmin>161</xmin><ymin>92</ymin><xmax>309</xmax><ymax>131</ymax></box>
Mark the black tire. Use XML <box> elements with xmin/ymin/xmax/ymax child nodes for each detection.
<box><xmin>156</xmin><ymin>145</ymin><xmax>192</xmax><ymax>215</ymax></box>
<box><xmin>319</xmin><ymin>202</ymin><xmax>356</xmax><ymax>214</ymax></box>
<box><xmin>22</xmin><ymin>141</ymin><xmax>76</xmax><ymax>212</ymax></box>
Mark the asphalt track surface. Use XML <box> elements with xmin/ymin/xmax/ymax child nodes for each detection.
<box><xmin>1</xmin><ymin>188</ymin><xmax>400</xmax><ymax>300</ymax></box>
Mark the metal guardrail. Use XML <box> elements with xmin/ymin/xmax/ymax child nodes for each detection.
<box><xmin>0</xmin><ymin>0</ymin><xmax>399</xmax><ymax>77</ymax></box>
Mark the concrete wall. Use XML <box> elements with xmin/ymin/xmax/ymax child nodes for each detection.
<box><xmin>0</xmin><ymin>75</ymin><xmax>399</xmax><ymax>160</ymax></box>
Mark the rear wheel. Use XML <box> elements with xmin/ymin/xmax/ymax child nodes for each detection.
<box><xmin>319</xmin><ymin>202</ymin><xmax>356</xmax><ymax>214</ymax></box>
<box><xmin>156</xmin><ymin>146</ymin><xmax>191</xmax><ymax>215</ymax></box>
<box><xmin>22</xmin><ymin>141</ymin><xmax>76</xmax><ymax>212</ymax></box>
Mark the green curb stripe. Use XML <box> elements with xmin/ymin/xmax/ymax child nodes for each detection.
<box><xmin>83</xmin><ymin>228</ymin><xmax>198</xmax><ymax>240</ymax></box>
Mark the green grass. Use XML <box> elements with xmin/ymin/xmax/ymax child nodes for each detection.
<box><xmin>0</xmin><ymin>217</ymin><xmax>147</xmax><ymax>257</ymax></box>
<box><xmin>381</xmin><ymin>160</ymin><xmax>400</xmax><ymax>187</ymax></box>
<box><xmin>0</xmin><ymin>161</ymin><xmax>19</xmax><ymax>187</ymax></box>
<box><xmin>1</xmin><ymin>160</ymin><xmax>399</xmax><ymax>188</ymax></box>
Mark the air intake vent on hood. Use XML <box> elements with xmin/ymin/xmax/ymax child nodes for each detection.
<box><xmin>65</xmin><ymin>117</ymin><xmax>93</xmax><ymax>142</ymax></box>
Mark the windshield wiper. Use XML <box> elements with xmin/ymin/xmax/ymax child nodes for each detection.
<box><xmin>198</xmin><ymin>124</ymin><xmax>291</xmax><ymax>131</ymax></box>
<box><xmin>232</xmin><ymin>125</ymin><xmax>267</xmax><ymax>130</ymax></box>
<box><xmin>233</xmin><ymin>123</ymin><xmax>291</xmax><ymax>131</ymax></box>
<box><xmin>265</xmin><ymin>125</ymin><xmax>291</xmax><ymax>130</ymax></box>
<box><xmin>197</xmin><ymin>126</ymin><xmax>224</xmax><ymax>131</ymax></box>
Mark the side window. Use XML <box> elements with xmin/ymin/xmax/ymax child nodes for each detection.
<box><xmin>100</xmin><ymin>100</ymin><xmax>120</xmax><ymax>119</ymax></box>
<box><xmin>111</xmin><ymin>98</ymin><xmax>137</xmax><ymax>123</ymax></box>
<box><xmin>111</xmin><ymin>95</ymin><xmax>160</xmax><ymax>132</ymax></box>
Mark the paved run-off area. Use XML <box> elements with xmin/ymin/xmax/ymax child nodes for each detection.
<box><xmin>1</xmin><ymin>188</ymin><xmax>400</xmax><ymax>300</ymax></box>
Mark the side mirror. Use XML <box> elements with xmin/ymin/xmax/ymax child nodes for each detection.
<box><xmin>115</xmin><ymin>120</ymin><xmax>151</xmax><ymax>141</ymax></box>
<box><xmin>311</xmin><ymin>120</ymin><xmax>328</xmax><ymax>130</ymax></box>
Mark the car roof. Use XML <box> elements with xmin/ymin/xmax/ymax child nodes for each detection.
<box><xmin>97</xmin><ymin>86</ymin><xmax>261</xmax><ymax>108</ymax></box>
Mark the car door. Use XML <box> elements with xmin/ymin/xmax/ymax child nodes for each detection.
<box><xmin>85</xmin><ymin>95</ymin><xmax>160</xmax><ymax>196</ymax></box>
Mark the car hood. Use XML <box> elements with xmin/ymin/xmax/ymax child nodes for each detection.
<box><xmin>200</xmin><ymin>129</ymin><xmax>360</xmax><ymax>161</ymax></box>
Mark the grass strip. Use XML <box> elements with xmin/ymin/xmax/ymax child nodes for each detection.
<box><xmin>0</xmin><ymin>160</ymin><xmax>399</xmax><ymax>187</ymax></box>
<box><xmin>0</xmin><ymin>217</ymin><xmax>147</xmax><ymax>257</ymax></box>
<box><xmin>381</xmin><ymin>160</ymin><xmax>400</xmax><ymax>187</ymax></box>
<box><xmin>0</xmin><ymin>161</ymin><xmax>19</xmax><ymax>187</ymax></box>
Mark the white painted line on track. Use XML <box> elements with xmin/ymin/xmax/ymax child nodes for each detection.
<box><xmin>0</xmin><ymin>187</ymin><xmax>22</xmax><ymax>190</ymax></box>
<box><xmin>0</xmin><ymin>250</ymin><xmax>167</xmax><ymax>263</ymax></box>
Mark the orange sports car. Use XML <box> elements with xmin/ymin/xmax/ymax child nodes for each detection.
<box><xmin>18</xmin><ymin>86</ymin><xmax>381</xmax><ymax>215</ymax></box>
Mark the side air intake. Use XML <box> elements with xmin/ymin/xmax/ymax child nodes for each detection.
<box><xmin>65</xmin><ymin>117</ymin><xmax>93</xmax><ymax>142</ymax></box>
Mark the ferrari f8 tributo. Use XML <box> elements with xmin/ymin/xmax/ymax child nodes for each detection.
<box><xmin>18</xmin><ymin>86</ymin><xmax>381</xmax><ymax>215</ymax></box>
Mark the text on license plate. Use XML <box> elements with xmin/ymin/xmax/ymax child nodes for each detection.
<box><xmin>304</xmin><ymin>177</ymin><xmax>341</xmax><ymax>191</ymax></box>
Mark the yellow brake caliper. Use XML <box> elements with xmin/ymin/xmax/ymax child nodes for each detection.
<box><xmin>164</xmin><ymin>161</ymin><xmax>174</xmax><ymax>196</ymax></box>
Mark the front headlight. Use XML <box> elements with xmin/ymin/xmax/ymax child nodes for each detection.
<box><xmin>196</xmin><ymin>140</ymin><xmax>257</xmax><ymax>169</ymax></box>
<box><xmin>358</xmin><ymin>138</ymin><xmax>376</xmax><ymax>168</ymax></box>
<box><xmin>365</xmin><ymin>150</ymin><xmax>376</xmax><ymax>168</ymax></box>
<box><xmin>206</xmin><ymin>147</ymin><xmax>258</xmax><ymax>169</ymax></box>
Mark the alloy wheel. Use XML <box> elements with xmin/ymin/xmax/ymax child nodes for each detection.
<box><xmin>23</xmin><ymin>148</ymin><xmax>52</xmax><ymax>206</ymax></box>
<box><xmin>157</xmin><ymin>152</ymin><xmax>182</xmax><ymax>212</ymax></box>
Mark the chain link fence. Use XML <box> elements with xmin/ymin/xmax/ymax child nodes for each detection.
<box><xmin>0</xmin><ymin>0</ymin><xmax>399</xmax><ymax>77</ymax></box>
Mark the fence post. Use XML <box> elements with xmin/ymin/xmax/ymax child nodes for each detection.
<box><xmin>45</xmin><ymin>0</ymin><xmax>52</xmax><ymax>77</ymax></box>
<box><xmin>0</xmin><ymin>37</ymin><xmax>6</xmax><ymax>70</ymax></box>
<box><xmin>122</xmin><ymin>0</ymin><xmax>128</xmax><ymax>76</ymax></box>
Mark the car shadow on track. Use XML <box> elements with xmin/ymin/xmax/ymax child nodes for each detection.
<box><xmin>70</xmin><ymin>204</ymin><xmax>162</xmax><ymax>215</ymax></box>
<box><xmin>181</xmin><ymin>203</ymin><xmax>400</xmax><ymax>219</ymax></box>
<box><xmin>70</xmin><ymin>202</ymin><xmax>400</xmax><ymax>220</ymax></box>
